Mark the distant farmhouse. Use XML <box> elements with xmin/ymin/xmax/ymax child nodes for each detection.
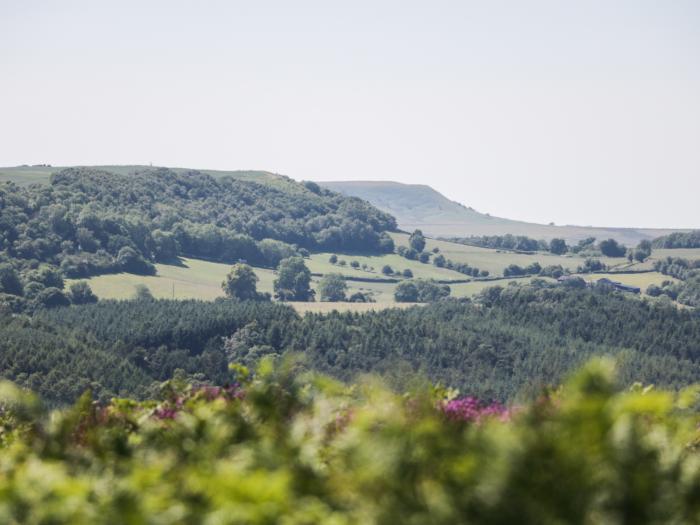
<box><xmin>596</xmin><ymin>278</ymin><xmax>641</xmax><ymax>294</ymax></box>
<box><xmin>557</xmin><ymin>275</ymin><xmax>640</xmax><ymax>294</ymax></box>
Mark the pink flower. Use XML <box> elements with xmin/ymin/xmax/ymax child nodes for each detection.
<box><xmin>153</xmin><ymin>406</ymin><xmax>178</xmax><ymax>420</ymax></box>
<box><xmin>441</xmin><ymin>397</ymin><xmax>510</xmax><ymax>423</ymax></box>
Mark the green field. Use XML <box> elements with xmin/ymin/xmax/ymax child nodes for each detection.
<box><xmin>66</xmin><ymin>258</ymin><xmax>276</xmax><ymax>301</ymax></box>
<box><xmin>449</xmin><ymin>277</ymin><xmax>553</xmax><ymax>297</ymax></box>
<box><xmin>390</xmin><ymin>233</ymin><xmax>628</xmax><ymax>275</ymax></box>
<box><xmin>0</xmin><ymin>165</ymin><xmax>293</xmax><ymax>191</ymax></box>
<box><xmin>66</xmin><ymin>257</ymin><xmax>416</xmax><ymax>312</ymax></box>
<box><xmin>577</xmin><ymin>271</ymin><xmax>679</xmax><ymax>291</ymax></box>
<box><xmin>307</xmin><ymin>251</ymin><xmax>467</xmax><ymax>281</ymax></box>
<box><xmin>72</xmin><ymin>241</ymin><xmax>683</xmax><ymax>308</ymax></box>
<box><xmin>652</xmin><ymin>248</ymin><xmax>700</xmax><ymax>261</ymax></box>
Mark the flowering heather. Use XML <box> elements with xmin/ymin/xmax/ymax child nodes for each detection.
<box><xmin>153</xmin><ymin>406</ymin><xmax>177</xmax><ymax>420</ymax></box>
<box><xmin>442</xmin><ymin>396</ymin><xmax>511</xmax><ymax>422</ymax></box>
<box><xmin>194</xmin><ymin>383</ymin><xmax>245</xmax><ymax>401</ymax></box>
<box><xmin>1</xmin><ymin>360</ymin><xmax>700</xmax><ymax>523</ymax></box>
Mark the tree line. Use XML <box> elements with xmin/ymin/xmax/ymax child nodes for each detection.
<box><xmin>653</xmin><ymin>230</ymin><xmax>700</xmax><ymax>249</ymax></box>
<box><xmin>3</xmin><ymin>280</ymin><xmax>699</xmax><ymax>405</ymax></box>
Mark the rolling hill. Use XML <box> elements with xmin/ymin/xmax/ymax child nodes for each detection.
<box><xmin>0</xmin><ymin>165</ymin><xmax>293</xmax><ymax>190</ymax></box>
<box><xmin>318</xmin><ymin>180</ymin><xmax>686</xmax><ymax>245</ymax></box>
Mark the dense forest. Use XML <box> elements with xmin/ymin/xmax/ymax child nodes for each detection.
<box><xmin>653</xmin><ymin>230</ymin><xmax>700</xmax><ymax>248</ymax></box>
<box><xmin>0</xmin><ymin>167</ymin><xmax>396</xmax><ymax>282</ymax></box>
<box><xmin>2</xmin><ymin>283</ymin><xmax>699</xmax><ymax>405</ymax></box>
<box><xmin>650</xmin><ymin>256</ymin><xmax>700</xmax><ymax>307</ymax></box>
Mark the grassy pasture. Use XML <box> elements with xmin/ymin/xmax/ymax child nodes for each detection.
<box><xmin>307</xmin><ymin>252</ymin><xmax>467</xmax><ymax>281</ymax></box>
<box><xmin>652</xmin><ymin>248</ymin><xmax>700</xmax><ymax>261</ymax></box>
<box><xmin>448</xmin><ymin>277</ymin><xmax>554</xmax><ymax>298</ymax></box>
<box><xmin>577</xmin><ymin>271</ymin><xmax>679</xmax><ymax>291</ymax></box>
<box><xmin>67</xmin><ymin>257</ymin><xmax>408</xmax><ymax>313</ymax></box>
<box><xmin>66</xmin><ymin>258</ymin><xmax>275</xmax><ymax>301</ymax></box>
<box><xmin>0</xmin><ymin>165</ymin><xmax>295</xmax><ymax>192</ymax></box>
<box><xmin>390</xmin><ymin>233</ymin><xmax>627</xmax><ymax>275</ymax></box>
<box><xmin>0</xmin><ymin>166</ymin><xmax>56</xmax><ymax>186</ymax></box>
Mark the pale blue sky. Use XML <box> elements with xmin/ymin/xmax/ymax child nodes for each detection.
<box><xmin>1</xmin><ymin>1</ymin><xmax>698</xmax><ymax>228</ymax></box>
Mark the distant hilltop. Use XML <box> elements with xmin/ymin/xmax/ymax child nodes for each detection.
<box><xmin>318</xmin><ymin>180</ymin><xmax>688</xmax><ymax>245</ymax></box>
<box><xmin>0</xmin><ymin>166</ymin><xmax>687</xmax><ymax>246</ymax></box>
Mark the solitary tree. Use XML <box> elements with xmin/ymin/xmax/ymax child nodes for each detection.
<box><xmin>409</xmin><ymin>230</ymin><xmax>426</xmax><ymax>252</ymax></box>
<box><xmin>222</xmin><ymin>263</ymin><xmax>259</xmax><ymax>300</ymax></box>
<box><xmin>318</xmin><ymin>273</ymin><xmax>347</xmax><ymax>302</ymax></box>
<box><xmin>549</xmin><ymin>238</ymin><xmax>568</xmax><ymax>255</ymax></box>
<box><xmin>274</xmin><ymin>257</ymin><xmax>314</xmax><ymax>301</ymax></box>
<box><xmin>134</xmin><ymin>284</ymin><xmax>154</xmax><ymax>301</ymax></box>
<box><xmin>599</xmin><ymin>239</ymin><xmax>627</xmax><ymax>257</ymax></box>
<box><xmin>633</xmin><ymin>240</ymin><xmax>652</xmax><ymax>262</ymax></box>
<box><xmin>394</xmin><ymin>281</ymin><xmax>419</xmax><ymax>302</ymax></box>
<box><xmin>381</xmin><ymin>265</ymin><xmax>393</xmax><ymax>275</ymax></box>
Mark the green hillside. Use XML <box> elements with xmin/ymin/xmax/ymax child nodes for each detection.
<box><xmin>319</xmin><ymin>180</ymin><xmax>687</xmax><ymax>245</ymax></box>
<box><xmin>0</xmin><ymin>164</ymin><xmax>289</xmax><ymax>188</ymax></box>
<box><xmin>0</xmin><ymin>166</ymin><xmax>395</xmax><ymax>278</ymax></box>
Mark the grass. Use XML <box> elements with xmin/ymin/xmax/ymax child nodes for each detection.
<box><xmin>390</xmin><ymin>233</ymin><xmax>627</xmax><ymax>275</ymax></box>
<box><xmin>449</xmin><ymin>277</ymin><xmax>554</xmax><ymax>298</ymax></box>
<box><xmin>0</xmin><ymin>165</ymin><xmax>295</xmax><ymax>192</ymax></box>
<box><xmin>64</xmin><ymin>237</ymin><xmax>700</xmax><ymax>309</ymax></box>
<box><xmin>577</xmin><ymin>272</ymin><xmax>679</xmax><ymax>291</ymax></box>
<box><xmin>66</xmin><ymin>257</ymin><xmax>412</xmax><ymax>313</ymax></box>
<box><xmin>0</xmin><ymin>166</ymin><xmax>56</xmax><ymax>186</ymax></box>
<box><xmin>307</xmin><ymin>252</ymin><xmax>467</xmax><ymax>282</ymax></box>
<box><xmin>652</xmin><ymin>248</ymin><xmax>700</xmax><ymax>261</ymax></box>
<box><xmin>66</xmin><ymin>258</ymin><xmax>276</xmax><ymax>301</ymax></box>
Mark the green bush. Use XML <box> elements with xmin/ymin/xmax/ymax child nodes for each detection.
<box><xmin>1</xmin><ymin>359</ymin><xmax>700</xmax><ymax>523</ymax></box>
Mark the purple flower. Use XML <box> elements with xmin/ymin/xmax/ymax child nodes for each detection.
<box><xmin>153</xmin><ymin>406</ymin><xmax>178</xmax><ymax>420</ymax></box>
<box><xmin>441</xmin><ymin>397</ymin><xmax>510</xmax><ymax>423</ymax></box>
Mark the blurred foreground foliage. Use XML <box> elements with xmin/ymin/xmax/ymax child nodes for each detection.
<box><xmin>2</xmin><ymin>358</ymin><xmax>700</xmax><ymax>524</ymax></box>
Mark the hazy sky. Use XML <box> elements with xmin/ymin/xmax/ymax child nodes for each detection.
<box><xmin>2</xmin><ymin>1</ymin><xmax>698</xmax><ymax>228</ymax></box>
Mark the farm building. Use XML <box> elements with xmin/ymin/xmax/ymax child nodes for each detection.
<box><xmin>596</xmin><ymin>278</ymin><xmax>641</xmax><ymax>294</ymax></box>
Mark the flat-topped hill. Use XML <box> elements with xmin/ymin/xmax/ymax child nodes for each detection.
<box><xmin>319</xmin><ymin>180</ymin><xmax>686</xmax><ymax>245</ymax></box>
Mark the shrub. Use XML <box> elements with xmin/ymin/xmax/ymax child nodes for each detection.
<box><xmin>68</xmin><ymin>281</ymin><xmax>98</xmax><ymax>305</ymax></box>
<box><xmin>0</xmin><ymin>360</ymin><xmax>697</xmax><ymax>523</ymax></box>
